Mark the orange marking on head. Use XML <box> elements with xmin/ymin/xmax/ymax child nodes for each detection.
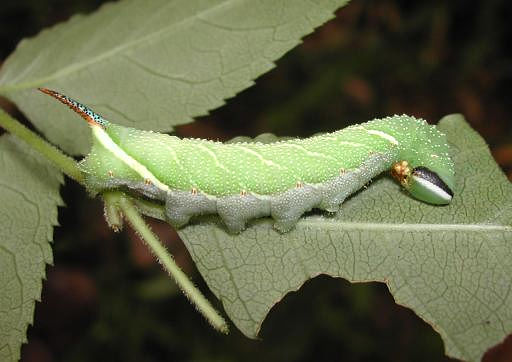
<box><xmin>391</xmin><ymin>160</ymin><xmax>411</xmax><ymax>187</ymax></box>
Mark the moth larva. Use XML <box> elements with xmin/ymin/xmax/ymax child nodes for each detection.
<box><xmin>39</xmin><ymin>88</ymin><xmax>455</xmax><ymax>233</ymax></box>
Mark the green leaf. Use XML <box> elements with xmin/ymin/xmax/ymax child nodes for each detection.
<box><xmin>0</xmin><ymin>135</ymin><xmax>63</xmax><ymax>361</ymax></box>
<box><xmin>178</xmin><ymin>115</ymin><xmax>512</xmax><ymax>362</ymax></box>
<box><xmin>0</xmin><ymin>0</ymin><xmax>350</xmax><ymax>155</ymax></box>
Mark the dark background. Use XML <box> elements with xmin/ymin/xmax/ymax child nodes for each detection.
<box><xmin>1</xmin><ymin>0</ymin><xmax>511</xmax><ymax>361</ymax></box>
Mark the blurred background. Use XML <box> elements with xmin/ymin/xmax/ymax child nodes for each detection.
<box><xmin>1</xmin><ymin>0</ymin><xmax>511</xmax><ymax>361</ymax></box>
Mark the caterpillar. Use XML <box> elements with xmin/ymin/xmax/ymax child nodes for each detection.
<box><xmin>39</xmin><ymin>88</ymin><xmax>455</xmax><ymax>233</ymax></box>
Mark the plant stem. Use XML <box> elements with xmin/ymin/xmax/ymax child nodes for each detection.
<box><xmin>117</xmin><ymin>193</ymin><xmax>229</xmax><ymax>334</ymax></box>
<box><xmin>0</xmin><ymin>109</ymin><xmax>229</xmax><ymax>332</ymax></box>
<box><xmin>0</xmin><ymin>109</ymin><xmax>84</xmax><ymax>184</ymax></box>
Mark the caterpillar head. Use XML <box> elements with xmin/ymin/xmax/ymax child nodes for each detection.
<box><xmin>391</xmin><ymin>161</ymin><xmax>454</xmax><ymax>205</ymax></box>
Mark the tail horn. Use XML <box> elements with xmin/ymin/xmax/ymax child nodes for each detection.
<box><xmin>38</xmin><ymin>88</ymin><xmax>108</xmax><ymax>127</ymax></box>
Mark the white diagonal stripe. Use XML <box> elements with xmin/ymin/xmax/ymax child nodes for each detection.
<box><xmin>196</xmin><ymin>143</ymin><xmax>231</xmax><ymax>173</ymax></box>
<box><xmin>235</xmin><ymin>145</ymin><xmax>283</xmax><ymax>169</ymax></box>
<box><xmin>280</xmin><ymin>143</ymin><xmax>338</xmax><ymax>162</ymax></box>
<box><xmin>366</xmin><ymin>129</ymin><xmax>399</xmax><ymax>145</ymax></box>
<box><xmin>93</xmin><ymin>126</ymin><xmax>169</xmax><ymax>192</ymax></box>
<box><xmin>338</xmin><ymin>141</ymin><xmax>367</xmax><ymax>147</ymax></box>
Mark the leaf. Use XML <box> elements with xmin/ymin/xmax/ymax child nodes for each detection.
<box><xmin>178</xmin><ymin>115</ymin><xmax>512</xmax><ymax>362</ymax></box>
<box><xmin>0</xmin><ymin>135</ymin><xmax>63</xmax><ymax>361</ymax></box>
<box><xmin>0</xmin><ymin>0</ymin><xmax>350</xmax><ymax>155</ymax></box>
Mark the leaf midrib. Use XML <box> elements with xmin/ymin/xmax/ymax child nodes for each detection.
<box><xmin>2</xmin><ymin>0</ymin><xmax>242</xmax><ymax>91</ymax></box>
<box><xmin>298</xmin><ymin>219</ymin><xmax>511</xmax><ymax>232</ymax></box>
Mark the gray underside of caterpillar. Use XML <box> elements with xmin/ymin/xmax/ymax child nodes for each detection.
<box><xmin>93</xmin><ymin>152</ymin><xmax>396</xmax><ymax>233</ymax></box>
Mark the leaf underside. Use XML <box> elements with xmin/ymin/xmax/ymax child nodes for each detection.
<box><xmin>0</xmin><ymin>0</ymin><xmax>350</xmax><ymax>155</ymax></box>
<box><xmin>0</xmin><ymin>135</ymin><xmax>63</xmax><ymax>362</ymax></box>
<box><xmin>178</xmin><ymin>115</ymin><xmax>512</xmax><ymax>362</ymax></box>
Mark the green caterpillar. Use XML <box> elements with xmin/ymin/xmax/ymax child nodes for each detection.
<box><xmin>39</xmin><ymin>88</ymin><xmax>455</xmax><ymax>233</ymax></box>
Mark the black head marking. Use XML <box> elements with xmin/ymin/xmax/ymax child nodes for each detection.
<box><xmin>412</xmin><ymin>167</ymin><xmax>454</xmax><ymax>197</ymax></box>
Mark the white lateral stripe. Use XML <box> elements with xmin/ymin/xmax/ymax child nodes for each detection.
<box><xmin>366</xmin><ymin>129</ymin><xmax>399</xmax><ymax>145</ymax></box>
<box><xmin>93</xmin><ymin>126</ymin><xmax>169</xmax><ymax>192</ymax></box>
<box><xmin>413</xmin><ymin>176</ymin><xmax>452</xmax><ymax>201</ymax></box>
